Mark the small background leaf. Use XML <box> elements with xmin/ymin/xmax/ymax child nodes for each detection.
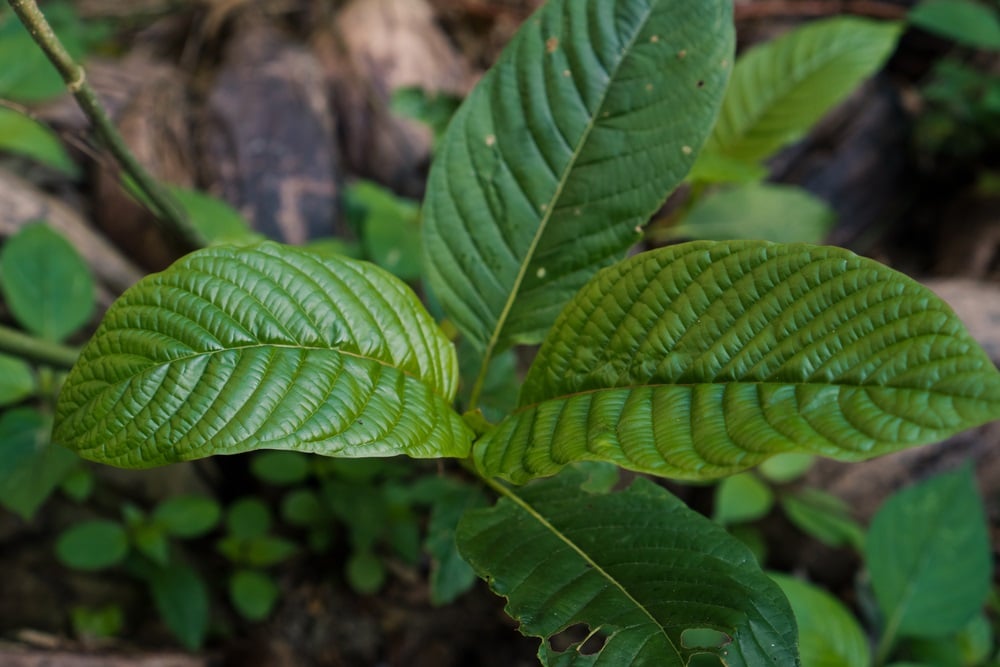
<box><xmin>345</xmin><ymin>180</ymin><xmax>423</xmax><ymax>281</ymax></box>
<box><xmin>0</xmin><ymin>353</ymin><xmax>35</xmax><ymax>406</ymax></box>
<box><xmin>0</xmin><ymin>222</ymin><xmax>95</xmax><ymax>342</ymax></box>
<box><xmin>772</xmin><ymin>574</ymin><xmax>871</xmax><ymax>667</ymax></box>
<box><xmin>56</xmin><ymin>519</ymin><xmax>129</xmax><ymax>571</ymax></box>
<box><xmin>457</xmin><ymin>465</ymin><xmax>799</xmax><ymax>666</ymax></box>
<box><xmin>0</xmin><ymin>108</ymin><xmax>79</xmax><ymax>176</ymax></box>
<box><xmin>152</xmin><ymin>496</ymin><xmax>221</xmax><ymax>539</ymax></box>
<box><xmin>145</xmin><ymin>562</ymin><xmax>210</xmax><ymax>650</ymax></box>
<box><xmin>250</xmin><ymin>451</ymin><xmax>311</xmax><ymax>486</ymax></box>
<box><xmin>712</xmin><ymin>473</ymin><xmax>774</xmax><ymax>525</ymax></box>
<box><xmin>229</xmin><ymin>569</ymin><xmax>280</xmax><ymax>621</ymax></box>
<box><xmin>781</xmin><ymin>489</ymin><xmax>865</xmax><ymax>550</ymax></box>
<box><xmin>668</xmin><ymin>183</ymin><xmax>835</xmax><ymax>243</ymax></box>
<box><xmin>909</xmin><ymin>0</ymin><xmax>1000</xmax><ymax>49</ymax></box>
<box><xmin>0</xmin><ymin>3</ymin><xmax>90</xmax><ymax>102</ymax></box>
<box><xmin>866</xmin><ymin>464</ymin><xmax>992</xmax><ymax>638</ymax></box>
<box><xmin>699</xmin><ymin>17</ymin><xmax>901</xmax><ymax>166</ymax></box>
<box><xmin>0</xmin><ymin>408</ymin><xmax>78</xmax><ymax>520</ymax></box>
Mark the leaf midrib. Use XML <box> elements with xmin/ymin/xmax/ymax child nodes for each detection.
<box><xmin>472</xmin><ymin>2</ymin><xmax>657</xmax><ymax>404</ymax></box>
<box><xmin>85</xmin><ymin>340</ymin><xmax>451</xmax><ymax>401</ymax></box>
<box><xmin>485</xmin><ymin>475</ymin><xmax>681</xmax><ymax>658</ymax></box>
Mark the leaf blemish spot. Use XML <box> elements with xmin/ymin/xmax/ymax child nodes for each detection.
<box><xmin>573</xmin><ymin>208</ymin><xmax>582</xmax><ymax>216</ymax></box>
<box><xmin>540</xmin><ymin>203</ymin><xmax>548</xmax><ymax>212</ymax></box>
<box><xmin>546</xmin><ymin>36</ymin><xmax>559</xmax><ymax>53</ymax></box>
<box><xmin>697</xmin><ymin>80</ymin><xmax>705</xmax><ymax>88</ymax></box>
<box><xmin>563</xmin><ymin>69</ymin><xmax>571</xmax><ymax>77</ymax></box>
<box><xmin>485</xmin><ymin>134</ymin><xmax>496</xmax><ymax>147</ymax></box>
<box><xmin>536</xmin><ymin>267</ymin><xmax>547</xmax><ymax>279</ymax></box>
<box><xmin>677</xmin><ymin>49</ymin><xmax>687</xmax><ymax>59</ymax></box>
<box><xmin>645</xmin><ymin>83</ymin><xmax>653</xmax><ymax>92</ymax></box>
<box><xmin>650</xmin><ymin>35</ymin><xmax>659</xmax><ymax>43</ymax></box>
<box><xmin>721</xmin><ymin>59</ymin><xmax>729</xmax><ymax>68</ymax></box>
<box><xmin>682</xmin><ymin>146</ymin><xmax>692</xmax><ymax>155</ymax></box>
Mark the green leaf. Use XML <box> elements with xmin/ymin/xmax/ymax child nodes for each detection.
<box><xmin>669</xmin><ymin>183</ymin><xmax>836</xmax><ymax>244</ymax></box>
<box><xmin>0</xmin><ymin>222</ymin><xmax>95</xmax><ymax>341</ymax></box>
<box><xmin>346</xmin><ymin>549</ymin><xmax>386</xmax><ymax>595</ymax></box>
<box><xmin>0</xmin><ymin>4</ymin><xmax>87</xmax><ymax>102</ymax></box>
<box><xmin>391</xmin><ymin>86</ymin><xmax>463</xmax><ymax>145</ymax></box>
<box><xmin>905</xmin><ymin>613</ymin><xmax>994</xmax><ymax>667</ymax></box>
<box><xmin>145</xmin><ymin>562</ymin><xmax>209</xmax><ymax>650</ymax></box>
<box><xmin>781</xmin><ymin>489</ymin><xmax>865</xmax><ymax>550</ymax></box>
<box><xmin>457</xmin><ymin>465</ymin><xmax>800</xmax><ymax>666</ymax></box>
<box><xmin>700</xmin><ymin>17</ymin><xmax>901</xmax><ymax>164</ymax></box>
<box><xmin>346</xmin><ymin>180</ymin><xmax>423</xmax><ymax>281</ymax></box>
<box><xmin>0</xmin><ymin>353</ymin><xmax>35</xmax><ymax>406</ymax></box>
<box><xmin>281</xmin><ymin>488</ymin><xmax>328</xmax><ymax>527</ymax></box>
<box><xmin>476</xmin><ymin>241</ymin><xmax>1000</xmax><ymax>483</ymax></box>
<box><xmin>423</xmin><ymin>0</ymin><xmax>733</xmax><ymax>357</ymax></box>
<box><xmin>866</xmin><ymin>464</ymin><xmax>992</xmax><ymax>639</ymax></box>
<box><xmin>909</xmin><ymin>0</ymin><xmax>1000</xmax><ymax>50</ymax></box>
<box><xmin>425</xmin><ymin>483</ymin><xmax>488</xmax><ymax>605</ymax></box>
<box><xmin>152</xmin><ymin>495</ymin><xmax>222</xmax><ymax>539</ymax></box>
<box><xmin>0</xmin><ymin>108</ymin><xmax>79</xmax><ymax>177</ymax></box>
<box><xmin>0</xmin><ymin>408</ymin><xmax>78</xmax><ymax>519</ymax></box>
<box><xmin>229</xmin><ymin>569</ymin><xmax>280</xmax><ymax>621</ymax></box>
<box><xmin>219</xmin><ymin>534</ymin><xmax>298</xmax><ymax>568</ymax></box>
<box><xmin>71</xmin><ymin>604</ymin><xmax>124</xmax><ymax>640</ymax></box>
<box><xmin>132</xmin><ymin>522</ymin><xmax>170</xmax><ymax>565</ymax></box>
<box><xmin>250</xmin><ymin>451</ymin><xmax>311</xmax><ymax>486</ymax></box>
<box><xmin>713</xmin><ymin>473</ymin><xmax>774</xmax><ymax>525</ymax></box>
<box><xmin>226</xmin><ymin>497</ymin><xmax>272</xmax><ymax>539</ymax></box>
<box><xmin>685</xmin><ymin>151</ymin><xmax>768</xmax><ymax>185</ymax></box>
<box><xmin>771</xmin><ymin>574</ymin><xmax>871</xmax><ymax>667</ymax></box>
<box><xmin>56</xmin><ymin>519</ymin><xmax>129</xmax><ymax>571</ymax></box>
<box><xmin>758</xmin><ymin>453</ymin><xmax>814</xmax><ymax>484</ymax></box>
<box><xmin>169</xmin><ymin>187</ymin><xmax>260</xmax><ymax>245</ymax></box>
<box><xmin>59</xmin><ymin>466</ymin><xmax>94</xmax><ymax>502</ymax></box>
<box><xmin>54</xmin><ymin>242</ymin><xmax>471</xmax><ymax>467</ymax></box>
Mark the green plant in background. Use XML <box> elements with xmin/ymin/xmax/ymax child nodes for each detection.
<box><xmin>5</xmin><ymin>0</ymin><xmax>1000</xmax><ymax>665</ymax></box>
<box><xmin>55</xmin><ymin>494</ymin><xmax>220</xmax><ymax>649</ymax></box>
<box><xmin>0</xmin><ymin>223</ymin><xmax>93</xmax><ymax>520</ymax></box>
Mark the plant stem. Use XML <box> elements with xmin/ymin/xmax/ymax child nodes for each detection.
<box><xmin>0</xmin><ymin>324</ymin><xmax>79</xmax><ymax>369</ymax></box>
<box><xmin>5</xmin><ymin>0</ymin><xmax>205</xmax><ymax>248</ymax></box>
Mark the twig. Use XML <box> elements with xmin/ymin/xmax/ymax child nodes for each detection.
<box><xmin>5</xmin><ymin>0</ymin><xmax>205</xmax><ymax>248</ymax></box>
<box><xmin>735</xmin><ymin>0</ymin><xmax>908</xmax><ymax>21</ymax></box>
<box><xmin>0</xmin><ymin>324</ymin><xmax>79</xmax><ymax>369</ymax></box>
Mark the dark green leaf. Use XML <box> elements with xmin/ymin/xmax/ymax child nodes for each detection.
<box><xmin>226</xmin><ymin>497</ymin><xmax>271</xmax><ymax>539</ymax></box>
<box><xmin>909</xmin><ymin>0</ymin><xmax>1000</xmax><ymax>49</ymax></box>
<box><xmin>713</xmin><ymin>473</ymin><xmax>774</xmax><ymax>525</ymax></box>
<box><xmin>71</xmin><ymin>604</ymin><xmax>124</xmax><ymax>640</ymax></box>
<box><xmin>905</xmin><ymin>613</ymin><xmax>994</xmax><ymax>667</ymax></box>
<box><xmin>346</xmin><ymin>549</ymin><xmax>385</xmax><ymax>595</ymax></box>
<box><xmin>54</xmin><ymin>243</ymin><xmax>471</xmax><ymax>467</ymax></box>
<box><xmin>0</xmin><ymin>108</ymin><xmax>79</xmax><ymax>176</ymax></box>
<box><xmin>772</xmin><ymin>574</ymin><xmax>870</xmax><ymax>667</ymax></box>
<box><xmin>145</xmin><ymin>562</ymin><xmax>209</xmax><ymax>650</ymax></box>
<box><xmin>669</xmin><ymin>183</ymin><xmax>836</xmax><ymax>243</ymax></box>
<box><xmin>423</xmin><ymin>0</ymin><xmax>733</xmax><ymax>358</ymax></box>
<box><xmin>758</xmin><ymin>453</ymin><xmax>814</xmax><ymax>484</ymax></box>
<box><xmin>425</xmin><ymin>484</ymin><xmax>488</xmax><ymax>605</ymax></box>
<box><xmin>132</xmin><ymin>522</ymin><xmax>170</xmax><ymax>565</ymax></box>
<box><xmin>346</xmin><ymin>181</ymin><xmax>423</xmax><ymax>281</ymax></box>
<box><xmin>0</xmin><ymin>353</ymin><xmax>35</xmax><ymax>406</ymax></box>
<box><xmin>153</xmin><ymin>495</ymin><xmax>222</xmax><ymax>539</ymax></box>
<box><xmin>700</xmin><ymin>17</ymin><xmax>901</xmax><ymax>164</ymax></box>
<box><xmin>457</xmin><ymin>465</ymin><xmax>800</xmax><ymax>666</ymax></box>
<box><xmin>250</xmin><ymin>451</ymin><xmax>311</xmax><ymax>486</ymax></box>
<box><xmin>391</xmin><ymin>86</ymin><xmax>463</xmax><ymax>144</ymax></box>
<box><xmin>0</xmin><ymin>408</ymin><xmax>78</xmax><ymax>519</ymax></box>
<box><xmin>281</xmin><ymin>488</ymin><xmax>327</xmax><ymax>527</ymax></box>
<box><xmin>59</xmin><ymin>466</ymin><xmax>94</xmax><ymax>502</ymax></box>
<box><xmin>229</xmin><ymin>569</ymin><xmax>280</xmax><ymax>621</ymax></box>
<box><xmin>867</xmin><ymin>464</ymin><xmax>992</xmax><ymax>638</ymax></box>
<box><xmin>781</xmin><ymin>489</ymin><xmax>865</xmax><ymax>550</ymax></box>
<box><xmin>56</xmin><ymin>519</ymin><xmax>129</xmax><ymax>571</ymax></box>
<box><xmin>0</xmin><ymin>222</ymin><xmax>95</xmax><ymax>341</ymax></box>
<box><xmin>169</xmin><ymin>186</ymin><xmax>260</xmax><ymax>245</ymax></box>
<box><xmin>0</xmin><ymin>4</ymin><xmax>87</xmax><ymax>102</ymax></box>
<box><xmin>220</xmin><ymin>534</ymin><xmax>298</xmax><ymax>568</ymax></box>
<box><xmin>476</xmin><ymin>241</ymin><xmax>1000</xmax><ymax>483</ymax></box>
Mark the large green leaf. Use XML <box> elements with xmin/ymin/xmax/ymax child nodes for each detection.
<box><xmin>54</xmin><ymin>243</ymin><xmax>471</xmax><ymax>468</ymax></box>
<box><xmin>866</xmin><ymin>464</ymin><xmax>991</xmax><ymax>640</ymax></box>
<box><xmin>698</xmin><ymin>17</ymin><xmax>901</xmax><ymax>166</ymax></box>
<box><xmin>476</xmin><ymin>241</ymin><xmax>1000</xmax><ymax>482</ymax></box>
<box><xmin>457</xmin><ymin>465</ymin><xmax>800</xmax><ymax>666</ymax></box>
<box><xmin>423</xmin><ymin>0</ymin><xmax>733</xmax><ymax>362</ymax></box>
<box><xmin>908</xmin><ymin>0</ymin><xmax>1000</xmax><ymax>50</ymax></box>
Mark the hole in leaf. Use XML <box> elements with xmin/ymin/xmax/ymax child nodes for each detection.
<box><xmin>681</xmin><ymin>627</ymin><xmax>731</xmax><ymax>650</ymax></box>
<box><xmin>548</xmin><ymin>623</ymin><xmax>605</xmax><ymax>654</ymax></box>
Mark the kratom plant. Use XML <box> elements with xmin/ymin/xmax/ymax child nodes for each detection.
<box><xmin>13</xmin><ymin>0</ymin><xmax>998</xmax><ymax>665</ymax></box>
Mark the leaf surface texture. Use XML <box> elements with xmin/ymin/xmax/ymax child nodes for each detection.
<box><xmin>477</xmin><ymin>241</ymin><xmax>1000</xmax><ymax>482</ymax></box>
<box><xmin>423</xmin><ymin>0</ymin><xmax>733</xmax><ymax>358</ymax></box>
<box><xmin>55</xmin><ymin>243</ymin><xmax>470</xmax><ymax>467</ymax></box>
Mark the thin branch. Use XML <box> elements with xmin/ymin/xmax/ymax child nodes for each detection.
<box><xmin>5</xmin><ymin>0</ymin><xmax>205</xmax><ymax>248</ymax></box>
<box><xmin>0</xmin><ymin>324</ymin><xmax>79</xmax><ymax>369</ymax></box>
